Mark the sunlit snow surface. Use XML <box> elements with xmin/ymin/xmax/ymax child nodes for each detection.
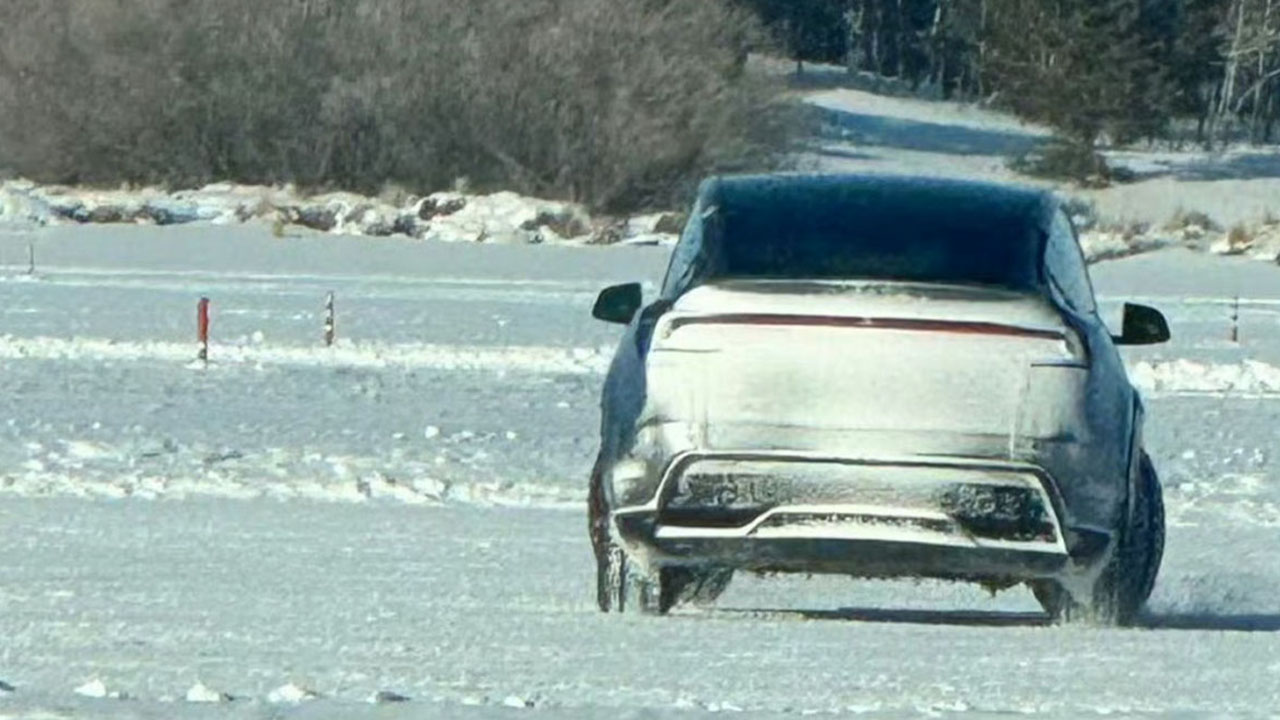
<box><xmin>1</xmin><ymin>226</ymin><xmax>1279</xmax><ymax>718</ymax></box>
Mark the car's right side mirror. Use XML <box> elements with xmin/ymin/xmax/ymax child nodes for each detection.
<box><xmin>1114</xmin><ymin>303</ymin><xmax>1171</xmax><ymax>346</ymax></box>
<box><xmin>592</xmin><ymin>283</ymin><xmax>643</xmax><ymax>325</ymax></box>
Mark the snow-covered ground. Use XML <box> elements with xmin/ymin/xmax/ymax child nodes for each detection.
<box><xmin>1</xmin><ymin>223</ymin><xmax>1279</xmax><ymax>718</ymax></box>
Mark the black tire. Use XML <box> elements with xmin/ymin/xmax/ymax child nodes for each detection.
<box><xmin>597</xmin><ymin>540</ymin><xmax>664</xmax><ymax>614</ymax></box>
<box><xmin>590</xmin><ymin>463</ymin><xmax>663</xmax><ymax>614</ymax></box>
<box><xmin>1034</xmin><ymin>451</ymin><xmax>1164</xmax><ymax>626</ymax></box>
<box><xmin>589</xmin><ymin>461</ymin><xmax>731</xmax><ymax>615</ymax></box>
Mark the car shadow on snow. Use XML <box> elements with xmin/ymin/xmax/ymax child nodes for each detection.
<box><xmin>713</xmin><ymin>607</ymin><xmax>1051</xmax><ymax>628</ymax></box>
<box><xmin>1140</xmin><ymin>613</ymin><xmax>1280</xmax><ymax>632</ymax></box>
<box><xmin>813</xmin><ymin>106</ymin><xmax>1045</xmax><ymax>157</ymax></box>
<box><xmin>711</xmin><ymin>608</ymin><xmax>1280</xmax><ymax>631</ymax></box>
<box><xmin>1169</xmin><ymin>151</ymin><xmax>1280</xmax><ymax>181</ymax></box>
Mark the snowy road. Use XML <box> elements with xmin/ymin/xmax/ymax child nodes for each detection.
<box><xmin>1</xmin><ymin>226</ymin><xmax>1279</xmax><ymax>718</ymax></box>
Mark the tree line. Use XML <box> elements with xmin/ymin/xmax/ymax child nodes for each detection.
<box><xmin>738</xmin><ymin>0</ymin><xmax>1280</xmax><ymax>150</ymax></box>
<box><xmin>0</xmin><ymin>0</ymin><xmax>786</xmax><ymax>212</ymax></box>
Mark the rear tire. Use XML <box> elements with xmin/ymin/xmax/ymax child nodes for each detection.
<box><xmin>1034</xmin><ymin>451</ymin><xmax>1164</xmax><ymax>626</ymax></box>
<box><xmin>590</xmin><ymin>462</ymin><xmax>662</xmax><ymax>614</ymax></box>
<box><xmin>589</xmin><ymin>459</ymin><xmax>732</xmax><ymax>614</ymax></box>
<box><xmin>597</xmin><ymin>541</ymin><xmax>664</xmax><ymax>614</ymax></box>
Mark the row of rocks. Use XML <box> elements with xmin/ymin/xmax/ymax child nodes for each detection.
<box><xmin>0</xmin><ymin>180</ymin><xmax>684</xmax><ymax>246</ymax></box>
<box><xmin>10</xmin><ymin>178</ymin><xmax>1277</xmax><ymax>262</ymax></box>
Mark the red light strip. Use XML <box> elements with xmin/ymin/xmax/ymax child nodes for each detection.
<box><xmin>668</xmin><ymin>314</ymin><xmax>1064</xmax><ymax>340</ymax></box>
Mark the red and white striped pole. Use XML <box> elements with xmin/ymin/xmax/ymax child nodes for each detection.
<box><xmin>197</xmin><ymin>297</ymin><xmax>210</xmax><ymax>363</ymax></box>
<box><xmin>1231</xmin><ymin>296</ymin><xmax>1240</xmax><ymax>343</ymax></box>
<box><xmin>324</xmin><ymin>291</ymin><xmax>335</xmax><ymax>347</ymax></box>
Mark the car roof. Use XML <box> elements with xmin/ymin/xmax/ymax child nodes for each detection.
<box><xmin>699</xmin><ymin>173</ymin><xmax>1055</xmax><ymax>241</ymax></box>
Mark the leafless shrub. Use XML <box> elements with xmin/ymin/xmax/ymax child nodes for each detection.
<box><xmin>1163</xmin><ymin>208</ymin><xmax>1220</xmax><ymax>233</ymax></box>
<box><xmin>1227</xmin><ymin>224</ymin><xmax>1254</xmax><ymax>253</ymax></box>
<box><xmin>0</xmin><ymin>0</ymin><xmax>789</xmax><ymax>212</ymax></box>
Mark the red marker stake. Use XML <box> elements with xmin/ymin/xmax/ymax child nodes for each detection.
<box><xmin>324</xmin><ymin>292</ymin><xmax>335</xmax><ymax>347</ymax></box>
<box><xmin>197</xmin><ymin>297</ymin><xmax>210</xmax><ymax>363</ymax></box>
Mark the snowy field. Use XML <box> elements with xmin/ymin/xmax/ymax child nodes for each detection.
<box><xmin>1</xmin><ymin>224</ymin><xmax>1279</xmax><ymax>718</ymax></box>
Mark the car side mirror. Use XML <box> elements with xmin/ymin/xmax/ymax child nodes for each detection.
<box><xmin>592</xmin><ymin>283</ymin><xmax>643</xmax><ymax>325</ymax></box>
<box><xmin>1114</xmin><ymin>303</ymin><xmax>1170</xmax><ymax>346</ymax></box>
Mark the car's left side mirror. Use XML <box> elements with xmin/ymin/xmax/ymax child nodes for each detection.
<box><xmin>592</xmin><ymin>283</ymin><xmax>643</xmax><ymax>325</ymax></box>
<box><xmin>1114</xmin><ymin>303</ymin><xmax>1170</xmax><ymax>346</ymax></box>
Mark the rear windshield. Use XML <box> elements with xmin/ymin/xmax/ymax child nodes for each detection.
<box><xmin>704</xmin><ymin>193</ymin><xmax>1043</xmax><ymax>290</ymax></box>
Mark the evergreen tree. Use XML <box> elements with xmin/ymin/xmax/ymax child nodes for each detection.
<box><xmin>984</xmin><ymin>0</ymin><xmax>1172</xmax><ymax>147</ymax></box>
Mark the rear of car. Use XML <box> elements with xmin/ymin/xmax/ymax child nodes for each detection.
<box><xmin>590</xmin><ymin>175</ymin><xmax>1165</xmax><ymax>624</ymax></box>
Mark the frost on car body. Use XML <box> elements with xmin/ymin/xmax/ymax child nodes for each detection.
<box><xmin>590</xmin><ymin>174</ymin><xmax>1169</xmax><ymax>624</ymax></box>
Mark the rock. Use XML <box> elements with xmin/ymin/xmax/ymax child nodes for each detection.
<box><xmin>369</xmin><ymin>690</ymin><xmax>411</xmax><ymax>704</ymax></box>
<box><xmin>0</xmin><ymin>679</ymin><xmax>15</xmax><ymax>695</ymax></box>
<box><xmin>292</xmin><ymin>205</ymin><xmax>338</xmax><ymax>232</ymax></box>
<box><xmin>416</xmin><ymin>194</ymin><xmax>468</xmax><ymax>220</ymax></box>
<box><xmin>340</xmin><ymin>203</ymin><xmax>397</xmax><ymax>237</ymax></box>
<box><xmin>392</xmin><ymin>212</ymin><xmax>420</xmax><ymax>237</ymax></box>
<box><xmin>36</xmin><ymin>190</ymin><xmax>89</xmax><ymax>222</ymax></box>
<box><xmin>586</xmin><ymin>221</ymin><xmax>626</xmax><ymax>246</ymax></box>
<box><xmin>521</xmin><ymin>208</ymin><xmax>589</xmax><ymax>239</ymax></box>
<box><xmin>144</xmin><ymin>202</ymin><xmax>196</xmax><ymax>226</ymax></box>
<box><xmin>653</xmin><ymin>212</ymin><xmax>687</xmax><ymax>235</ymax></box>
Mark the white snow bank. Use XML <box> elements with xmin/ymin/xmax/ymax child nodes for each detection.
<box><xmin>1080</xmin><ymin>222</ymin><xmax>1280</xmax><ymax>264</ymax></box>
<box><xmin>0</xmin><ymin>335</ymin><xmax>611</xmax><ymax>375</ymax></box>
<box><xmin>73</xmin><ymin>678</ymin><xmax>126</xmax><ymax>699</ymax></box>
<box><xmin>1129</xmin><ymin>359</ymin><xmax>1280</xmax><ymax>397</ymax></box>
<box><xmin>0</xmin><ymin>460</ymin><xmax>585</xmax><ymax>508</ymax></box>
<box><xmin>185</xmin><ymin>681</ymin><xmax>231</xmax><ymax>703</ymax></box>
<box><xmin>1079</xmin><ymin>228</ymin><xmax>1175</xmax><ymax>263</ymax></box>
<box><xmin>267</xmin><ymin>683</ymin><xmax>320</xmax><ymax>704</ymax></box>
<box><xmin>0</xmin><ymin>179</ymin><xmax>681</xmax><ymax>246</ymax></box>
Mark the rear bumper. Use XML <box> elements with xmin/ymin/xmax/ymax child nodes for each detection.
<box><xmin>619</xmin><ymin>515</ymin><xmax>1070</xmax><ymax>580</ymax></box>
<box><xmin>611</xmin><ymin>451</ymin><xmax>1109</xmax><ymax>582</ymax></box>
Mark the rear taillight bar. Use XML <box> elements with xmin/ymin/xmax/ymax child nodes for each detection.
<box><xmin>667</xmin><ymin>314</ymin><xmax>1065</xmax><ymax>341</ymax></box>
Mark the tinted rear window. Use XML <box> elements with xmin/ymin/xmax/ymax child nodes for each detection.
<box><xmin>705</xmin><ymin>182</ymin><xmax>1044</xmax><ymax>290</ymax></box>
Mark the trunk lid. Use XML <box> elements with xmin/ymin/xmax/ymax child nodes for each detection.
<box><xmin>644</xmin><ymin>281</ymin><xmax>1081</xmax><ymax>455</ymax></box>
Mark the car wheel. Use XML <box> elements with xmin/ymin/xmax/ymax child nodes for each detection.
<box><xmin>589</xmin><ymin>461</ymin><xmax>663</xmax><ymax>614</ymax></box>
<box><xmin>597</xmin><ymin>541</ymin><xmax>665</xmax><ymax>614</ymax></box>
<box><xmin>1033</xmin><ymin>451</ymin><xmax>1164</xmax><ymax>627</ymax></box>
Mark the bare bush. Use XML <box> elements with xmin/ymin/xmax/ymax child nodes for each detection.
<box><xmin>0</xmin><ymin>0</ymin><xmax>788</xmax><ymax>212</ymax></box>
